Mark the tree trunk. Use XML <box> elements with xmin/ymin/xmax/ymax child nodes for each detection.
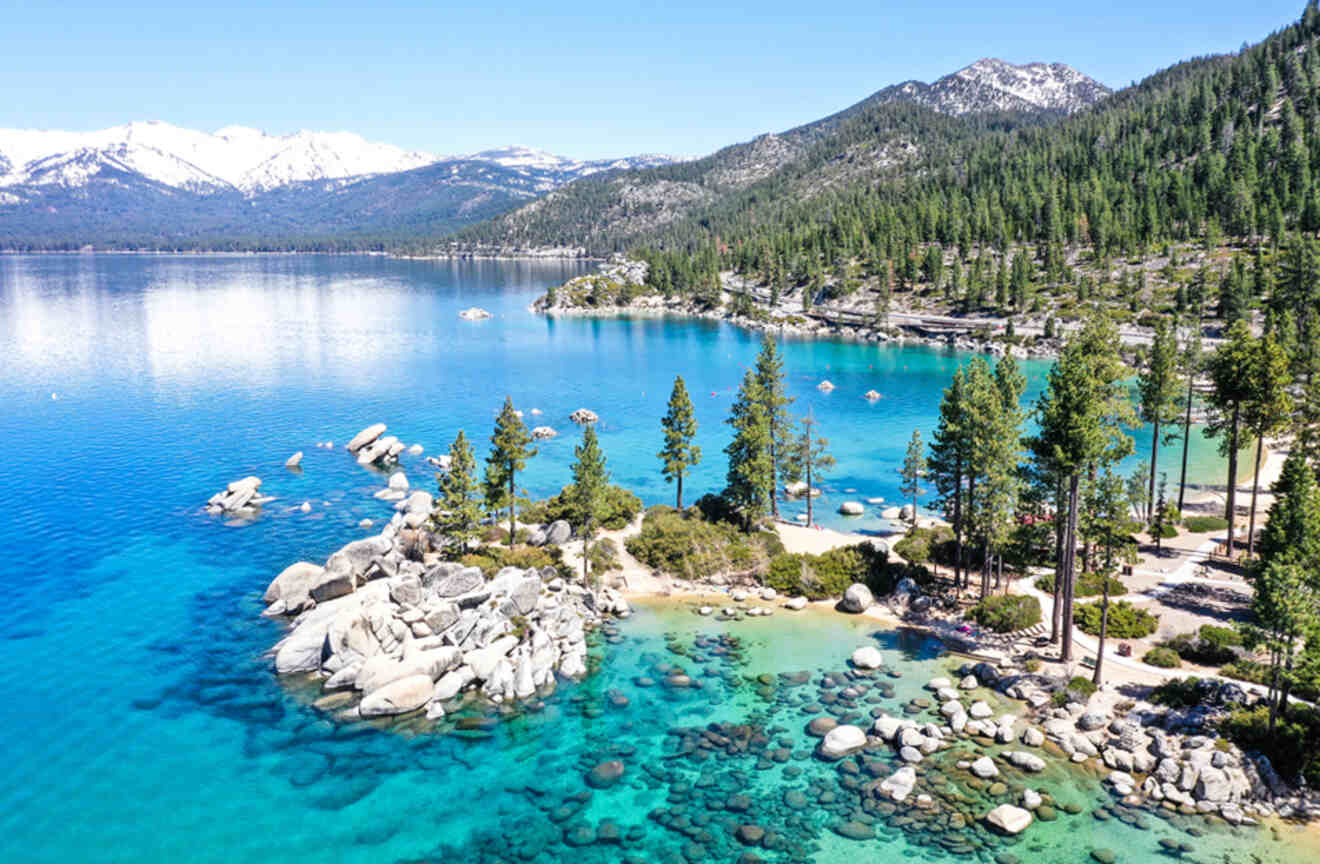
<box><xmin>1225</xmin><ymin>406</ymin><xmax>1240</xmax><ymax>558</ymax></box>
<box><xmin>508</xmin><ymin>469</ymin><xmax>516</xmax><ymax>543</ymax></box>
<box><xmin>952</xmin><ymin>462</ymin><xmax>964</xmax><ymax>589</ymax></box>
<box><xmin>1178</xmin><ymin>373</ymin><xmax>1195</xmax><ymax>512</ymax></box>
<box><xmin>1147</xmin><ymin>419</ymin><xmax>1160</xmax><ymax>526</ymax></box>
<box><xmin>1051</xmin><ymin>478</ymin><xmax>1065</xmax><ymax>643</ymax></box>
<box><xmin>965</xmin><ymin>476</ymin><xmax>977</xmax><ymax>591</ymax></box>
<box><xmin>676</xmin><ymin>473</ymin><xmax>684</xmax><ymax>510</ymax></box>
<box><xmin>1093</xmin><ymin>577</ymin><xmax>1110</xmax><ymax>686</ymax></box>
<box><xmin>769</xmin><ymin>433</ymin><xmax>780</xmax><ymax>519</ymax></box>
<box><xmin>981</xmin><ymin>541</ymin><xmax>992</xmax><ymax>599</ymax></box>
<box><xmin>806</xmin><ymin>457</ymin><xmax>814</xmax><ymax>527</ymax></box>
<box><xmin>1061</xmin><ymin>473</ymin><xmax>1081</xmax><ymax>662</ymax></box>
<box><xmin>1247</xmin><ymin>434</ymin><xmax>1264</xmax><ymax>559</ymax></box>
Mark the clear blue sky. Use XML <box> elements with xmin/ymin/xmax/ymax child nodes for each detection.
<box><xmin>0</xmin><ymin>1</ymin><xmax>1306</xmax><ymax>159</ymax></box>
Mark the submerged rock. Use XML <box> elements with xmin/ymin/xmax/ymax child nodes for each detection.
<box><xmin>985</xmin><ymin>803</ymin><xmax>1033</xmax><ymax>835</ymax></box>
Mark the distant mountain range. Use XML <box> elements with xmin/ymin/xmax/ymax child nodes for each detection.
<box><xmin>0</xmin><ymin>59</ymin><xmax>1109</xmax><ymax>250</ymax></box>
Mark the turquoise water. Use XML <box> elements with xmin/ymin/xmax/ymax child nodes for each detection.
<box><xmin>0</xmin><ymin>253</ymin><xmax>1296</xmax><ymax>864</ymax></box>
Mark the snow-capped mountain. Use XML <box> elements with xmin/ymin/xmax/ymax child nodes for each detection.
<box><xmin>0</xmin><ymin>122</ymin><xmax>683</xmax><ymax>199</ymax></box>
<box><xmin>879</xmin><ymin>59</ymin><xmax>1111</xmax><ymax>116</ymax></box>
<box><xmin>467</xmin><ymin>146</ymin><xmax>678</xmax><ymax>178</ymax></box>
<box><xmin>0</xmin><ymin>121</ymin><xmax>439</xmax><ymax>194</ymax></box>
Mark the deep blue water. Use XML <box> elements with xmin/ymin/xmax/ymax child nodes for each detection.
<box><xmin>0</xmin><ymin>253</ymin><xmax>1300</xmax><ymax>864</ymax></box>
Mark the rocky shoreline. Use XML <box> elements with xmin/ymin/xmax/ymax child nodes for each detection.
<box><xmin>531</xmin><ymin>259</ymin><xmax>1058</xmax><ymax>359</ymax></box>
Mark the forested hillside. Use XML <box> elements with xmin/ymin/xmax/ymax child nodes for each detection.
<box><xmin>521</xmin><ymin>5</ymin><xmax>1320</xmax><ymax>354</ymax></box>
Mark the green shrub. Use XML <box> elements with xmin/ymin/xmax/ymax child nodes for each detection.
<box><xmin>764</xmin><ymin>543</ymin><xmax>889</xmax><ymax>600</ymax></box>
<box><xmin>1149</xmin><ymin>677</ymin><xmax>1203</xmax><ymax>708</ymax></box>
<box><xmin>892</xmin><ymin>524</ymin><xmax>955</xmax><ymax>567</ymax></box>
<box><xmin>1024</xmin><ymin>658</ymin><xmax>1042</xmax><ymax>673</ymax></box>
<box><xmin>1157</xmin><ymin>523</ymin><xmax>1179</xmax><ymax>539</ymax></box>
<box><xmin>1162</xmin><ymin>624</ymin><xmax>1242</xmax><ymax>666</ymax></box>
<box><xmin>1183</xmin><ymin>515</ymin><xmax>1229</xmax><ymax>533</ymax></box>
<box><xmin>523</xmin><ymin>484</ymin><xmax>642</xmax><ymax>531</ymax></box>
<box><xmin>625</xmin><ymin>506</ymin><xmax>781</xmax><ymax>582</ymax></box>
<box><xmin>1034</xmin><ymin>571</ymin><xmax>1128</xmax><ymax>598</ymax></box>
<box><xmin>1221</xmin><ymin>704</ymin><xmax>1320</xmax><ymax>786</ymax></box>
<box><xmin>480</xmin><ymin>525</ymin><xmax>531</xmax><ymax>545</ymax></box>
<box><xmin>460</xmin><ymin>544</ymin><xmax>570</xmax><ymax>579</ymax></box>
<box><xmin>587</xmin><ymin>537</ymin><xmax>621</xmax><ymax>575</ymax></box>
<box><xmin>1074</xmin><ymin>599</ymin><xmax>1158</xmax><ymax>638</ymax></box>
<box><xmin>1221</xmin><ymin>659</ymin><xmax>1320</xmax><ymax>703</ymax></box>
<box><xmin>1066</xmin><ymin>676</ymin><xmax>1097</xmax><ymax>700</ymax></box>
<box><xmin>969</xmin><ymin>594</ymin><xmax>1042</xmax><ymax>633</ymax></box>
<box><xmin>1144</xmin><ymin>646</ymin><xmax>1183</xmax><ymax>668</ymax></box>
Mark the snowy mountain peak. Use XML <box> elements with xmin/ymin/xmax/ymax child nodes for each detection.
<box><xmin>0</xmin><ymin>122</ymin><xmax>439</xmax><ymax>193</ymax></box>
<box><xmin>879</xmin><ymin>59</ymin><xmax>1110</xmax><ymax>116</ymax></box>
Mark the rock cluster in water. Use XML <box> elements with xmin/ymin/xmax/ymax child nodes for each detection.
<box><xmin>345</xmin><ymin>422</ymin><xmax>421</xmax><ymax>468</ymax></box>
<box><xmin>261</xmin><ymin>512</ymin><xmax>630</xmax><ymax>721</ymax></box>
<box><xmin>204</xmin><ymin>475</ymin><xmax>273</xmax><ymax>517</ymax></box>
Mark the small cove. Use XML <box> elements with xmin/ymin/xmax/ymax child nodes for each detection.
<box><xmin>0</xmin><ymin>252</ymin><xmax>1300</xmax><ymax>864</ymax></box>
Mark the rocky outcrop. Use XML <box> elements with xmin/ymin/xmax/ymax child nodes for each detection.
<box><xmin>838</xmin><ymin>501</ymin><xmax>864</xmax><ymax>516</ymax></box>
<box><xmin>262</xmin><ymin>514</ymin><xmax>612</xmax><ymax>720</ymax></box>
<box><xmin>205</xmin><ymin>476</ymin><xmax>271</xmax><ymax>517</ymax></box>
<box><xmin>569</xmin><ymin>408</ymin><xmax>598</xmax><ymax>425</ymax></box>
<box><xmin>458</xmin><ymin>307</ymin><xmax>492</xmax><ymax>320</ymax></box>
<box><xmin>531</xmin><ymin>426</ymin><xmax>557</xmax><ymax>440</ymax></box>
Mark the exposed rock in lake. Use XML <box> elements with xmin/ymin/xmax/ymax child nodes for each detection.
<box><xmin>569</xmin><ymin>408</ymin><xmax>598</xmax><ymax>424</ymax></box>
<box><xmin>262</xmin><ymin>511</ymin><xmax>615</xmax><ymax>720</ymax></box>
<box><xmin>839</xmin><ymin>583</ymin><xmax>873</xmax><ymax>613</ymax></box>
<box><xmin>838</xmin><ymin>500</ymin><xmax>864</xmax><ymax>516</ymax></box>
<box><xmin>205</xmin><ymin>476</ymin><xmax>266</xmax><ymax>517</ymax></box>
<box><xmin>458</xmin><ymin>307</ymin><xmax>492</xmax><ymax>320</ymax></box>
<box><xmin>284</xmin><ymin>451</ymin><xmax>303</xmax><ymax>469</ymax></box>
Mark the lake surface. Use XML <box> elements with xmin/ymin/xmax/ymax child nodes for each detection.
<box><xmin>0</xmin><ymin>253</ymin><xmax>1298</xmax><ymax>864</ymax></box>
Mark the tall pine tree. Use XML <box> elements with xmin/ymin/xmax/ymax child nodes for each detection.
<box><xmin>658</xmin><ymin>375</ymin><xmax>701</xmax><ymax>508</ymax></box>
<box><xmin>484</xmin><ymin>396</ymin><xmax>537</xmax><ymax>542</ymax></box>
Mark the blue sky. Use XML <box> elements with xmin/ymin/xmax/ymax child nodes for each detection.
<box><xmin>0</xmin><ymin>1</ymin><xmax>1306</xmax><ymax>159</ymax></box>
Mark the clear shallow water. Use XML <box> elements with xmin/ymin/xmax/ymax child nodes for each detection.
<box><xmin>0</xmin><ymin>253</ymin><xmax>1292</xmax><ymax>864</ymax></box>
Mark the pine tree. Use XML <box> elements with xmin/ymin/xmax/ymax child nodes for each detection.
<box><xmin>570</xmin><ymin>424</ymin><xmax>609</xmax><ymax>589</ymax></box>
<box><xmin>900</xmin><ymin>429</ymin><xmax>924</xmax><ymax>528</ymax></box>
<box><xmin>1205</xmin><ymin>322</ymin><xmax>1257</xmax><ymax>558</ymax></box>
<box><xmin>1088</xmin><ymin>467</ymin><xmax>1128</xmax><ymax>686</ymax></box>
<box><xmin>723</xmin><ymin>370</ymin><xmax>773</xmax><ymax>530</ymax></box>
<box><xmin>1031</xmin><ymin>317</ymin><xmax>1134</xmax><ymax>661</ymax></box>
<box><xmin>1243</xmin><ymin>331</ymin><xmax>1293</xmax><ymax>558</ymax></box>
<box><xmin>1138</xmin><ymin>318</ymin><xmax>1183</xmax><ymax>528</ymax></box>
<box><xmin>658</xmin><ymin>375</ymin><xmax>701</xmax><ymax>508</ymax></box>
<box><xmin>783</xmin><ymin>408</ymin><xmax>836</xmax><ymax>527</ymax></box>
<box><xmin>1177</xmin><ymin>312</ymin><xmax>1204</xmax><ymax>512</ymax></box>
<box><xmin>433</xmin><ymin>429</ymin><xmax>482</xmax><ymax>554</ymax></box>
<box><xmin>929</xmin><ymin>367</ymin><xmax>971</xmax><ymax>587</ymax></box>
<box><xmin>484</xmin><ymin>396</ymin><xmax>537</xmax><ymax>542</ymax></box>
<box><xmin>1152</xmin><ymin>473</ymin><xmax>1169</xmax><ymax>554</ymax></box>
<box><xmin>753</xmin><ymin>335</ymin><xmax>794</xmax><ymax>519</ymax></box>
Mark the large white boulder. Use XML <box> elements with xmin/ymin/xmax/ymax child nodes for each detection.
<box><xmin>839</xmin><ymin>583</ymin><xmax>874</xmax><ymax>613</ymax></box>
<box><xmin>359</xmin><ymin>674</ymin><xmax>433</xmax><ymax>716</ymax></box>
<box><xmin>970</xmin><ymin>756</ymin><xmax>999</xmax><ymax>779</ymax></box>
<box><xmin>346</xmin><ymin>423</ymin><xmax>386</xmax><ymax>452</ymax></box>
<box><xmin>985</xmin><ymin>804</ymin><xmax>1033</xmax><ymax>835</ymax></box>
<box><xmin>879</xmin><ymin>766</ymin><xmax>917</xmax><ymax>802</ymax></box>
<box><xmin>262</xmin><ymin>561</ymin><xmax>325</xmax><ymax>613</ymax></box>
<box><xmin>819</xmin><ymin>724</ymin><xmax>867</xmax><ymax>759</ymax></box>
<box><xmin>838</xmin><ymin>501</ymin><xmax>864</xmax><ymax>516</ymax></box>
<box><xmin>850</xmin><ymin>646</ymin><xmax>884</xmax><ymax>669</ymax></box>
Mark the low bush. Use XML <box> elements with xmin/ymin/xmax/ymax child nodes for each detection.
<box><xmin>892</xmin><ymin>524</ymin><xmax>955</xmax><ymax>567</ymax></box>
<box><xmin>480</xmin><ymin>525</ymin><xmax>532</xmax><ymax>545</ymax></box>
<box><xmin>1157</xmin><ymin>523</ymin><xmax>1179</xmax><ymax>539</ymax></box>
<box><xmin>1144</xmin><ymin>646</ymin><xmax>1182</xmax><ymax>668</ymax></box>
<box><xmin>1221</xmin><ymin>659</ymin><xmax>1320</xmax><ymax>703</ymax></box>
<box><xmin>969</xmin><ymin>594</ymin><xmax>1042</xmax><ymax>633</ymax></box>
<box><xmin>1149</xmin><ymin>677</ymin><xmax>1203</xmax><ymax>709</ymax></box>
<box><xmin>587</xmin><ymin>537</ymin><xmax>621</xmax><ymax>576</ymax></box>
<box><xmin>625</xmin><ymin>506</ymin><xmax>782</xmax><ymax>582</ymax></box>
<box><xmin>1034</xmin><ymin>571</ymin><xmax>1128</xmax><ymax>598</ymax></box>
<box><xmin>522</xmin><ymin>484</ymin><xmax>643</xmax><ymax>532</ymax></box>
<box><xmin>765</xmin><ymin>543</ymin><xmax>890</xmax><ymax>600</ymax></box>
<box><xmin>1220</xmin><ymin>704</ymin><xmax>1320</xmax><ymax>786</ymax></box>
<box><xmin>1074</xmin><ymin>599</ymin><xmax>1158</xmax><ymax>638</ymax></box>
<box><xmin>1183</xmin><ymin>515</ymin><xmax>1229</xmax><ymax>533</ymax></box>
<box><xmin>1162</xmin><ymin>624</ymin><xmax>1243</xmax><ymax>666</ymax></box>
<box><xmin>460</xmin><ymin>543</ymin><xmax>570</xmax><ymax>579</ymax></box>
